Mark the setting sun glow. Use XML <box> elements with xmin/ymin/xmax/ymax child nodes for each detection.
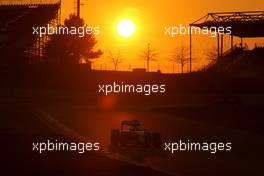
<box><xmin>116</xmin><ymin>19</ymin><xmax>136</xmax><ymax>38</ymax></box>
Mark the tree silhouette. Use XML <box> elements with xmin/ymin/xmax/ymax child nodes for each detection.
<box><xmin>140</xmin><ymin>43</ymin><xmax>158</xmax><ymax>72</ymax></box>
<box><xmin>108</xmin><ymin>51</ymin><xmax>122</xmax><ymax>71</ymax></box>
<box><xmin>45</xmin><ymin>14</ymin><xmax>102</xmax><ymax>65</ymax></box>
<box><xmin>169</xmin><ymin>45</ymin><xmax>190</xmax><ymax>74</ymax></box>
<box><xmin>205</xmin><ymin>46</ymin><xmax>218</xmax><ymax>63</ymax></box>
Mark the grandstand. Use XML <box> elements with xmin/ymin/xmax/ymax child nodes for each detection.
<box><xmin>189</xmin><ymin>11</ymin><xmax>264</xmax><ymax>76</ymax></box>
<box><xmin>0</xmin><ymin>0</ymin><xmax>61</xmax><ymax>64</ymax></box>
<box><xmin>205</xmin><ymin>46</ymin><xmax>264</xmax><ymax>77</ymax></box>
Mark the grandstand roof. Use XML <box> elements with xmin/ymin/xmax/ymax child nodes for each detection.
<box><xmin>190</xmin><ymin>11</ymin><xmax>264</xmax><ymax>38</ymax></box>
<box><xmin>0</xmin><ymin>0</ymin><xmax>60</xmax><ymax>6</ymax></box>
<box><xmin>0</xmin><ymin>0</ymin><xmax>61</xmax><ymax>57</ymax></box>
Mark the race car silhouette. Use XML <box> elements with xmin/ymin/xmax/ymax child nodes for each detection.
<box><xmin>110</xmin><ymin>120</ymin><xmax>162</xmax><ymax>148</ymax></box>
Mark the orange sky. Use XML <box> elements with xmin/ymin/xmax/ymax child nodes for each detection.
<box><xmin>59</xmin><ymin>0</ymin><xmax>264</xmax><ymax>73</ymax></box>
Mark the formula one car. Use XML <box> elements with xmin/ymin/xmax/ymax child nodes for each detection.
<box><xmin>110</xmin><ymin>120</ymin><xmax>162</xmax><ymax>148</ymax></box>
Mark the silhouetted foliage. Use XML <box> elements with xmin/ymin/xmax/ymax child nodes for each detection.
<box><xmin>169</xmin><ymin>45</ymin><xmax>190</xmax><ymax>73</ymax></box>
<box><xmin>45</xmin><ymin>14</ymin><xmax>102</xmax><ymax>64</ymax></box>
<box><xmin>108</xmin><ymin>51</ymin><xmax>122</xmax><ymax>71</ymax></box>
<box><xmin>140</xmin><ymin>43</ymin><xmax>158</xmax><ymax>72</ymax></box>
<box><xmin>205</xmin><ymin>46</ymin><xmax>218</xmax><ymax>63</ymax></box>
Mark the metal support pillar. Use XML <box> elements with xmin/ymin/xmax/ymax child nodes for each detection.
<box><xmin>221</xmin><ymin>34</ymin><xmax>223</xmax><ymax>56</ymax></box>
<box><xmin>189</xmin><ymin>25</ymin><xmax>192</xmax><ymax>73</ymax></box>
<box><xmin>217</xmin><ymin>33</ymin><xmax>220</xmax><ymax>58</ymax></box>
<box><xmin>240</xmin><ymin>37</ymin><xmax>243</xmax><ymax>48</ymax></box>
<box><xmin>231</xmin><ymin>35</ymin><xmax>233</xmax><ymax>51</ymax></box>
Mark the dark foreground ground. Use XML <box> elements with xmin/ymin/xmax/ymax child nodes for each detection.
<box><xmin>1</xmin><ymin>105</ymin><xmax>174</xmax><ymax>176</ymax></box>
<box><xmin>1</xmin><ymin>89</ymin><xmax>264</xmax><ymax>176</ymax></box>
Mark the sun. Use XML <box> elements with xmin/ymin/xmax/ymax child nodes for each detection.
<box><xmin>117</xmin><ymin>19</ymin><xmax>136</xmax><ymax>38</ymax></box>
